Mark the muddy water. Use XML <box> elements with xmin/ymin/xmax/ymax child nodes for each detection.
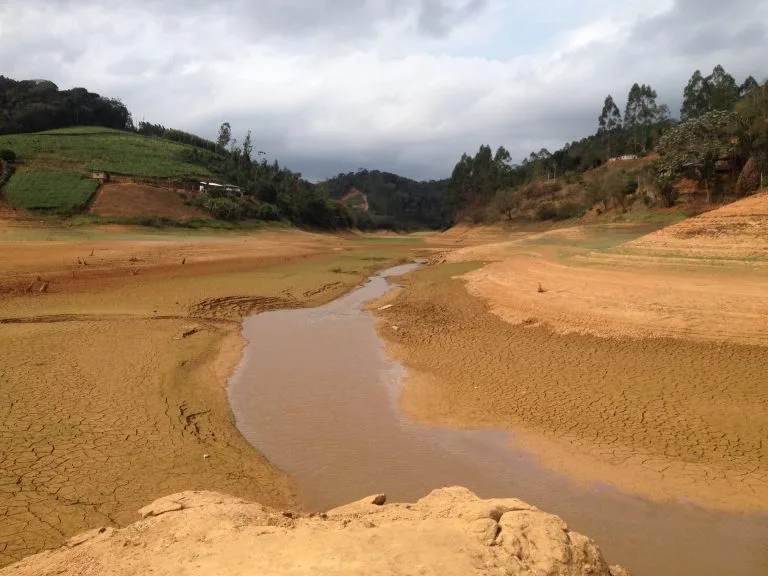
<box><xmin>229</xmin><ymin>263</ymin><xmax>768</xmax><ymax>576</ymax></box>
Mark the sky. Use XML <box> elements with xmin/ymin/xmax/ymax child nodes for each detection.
<box><xmin>1</xmin><ymin>0</ymin><xmax>766</xmax><ymax>180</ymax></box>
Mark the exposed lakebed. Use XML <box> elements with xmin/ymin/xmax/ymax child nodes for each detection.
<box><xmin>229</xmin><ymin>263</ymin><xmax>768</xmax><ymax>576</ymax></box>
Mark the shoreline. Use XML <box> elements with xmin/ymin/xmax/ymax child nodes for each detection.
<box><xmin>372</xmin><ymin>261</ymin><xmax>768</xmax><ymax>514</ymax></box>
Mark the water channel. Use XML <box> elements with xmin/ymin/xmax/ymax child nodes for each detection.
<box><xmin>228</xmin><ymin>262</ymin><xmax>768</xmax><ymax>576</ymax></box>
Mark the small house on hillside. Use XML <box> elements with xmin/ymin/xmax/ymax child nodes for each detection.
<box><xmin>198</xmin><ymin>181</ymin><xmax>242</xmax><ymax>196</ymax></box>
<box><xmin>608</xmin><ymin>154</ymin><xmax>638</xmax><ymax>163</ymax></box>
<box><xmin>87</xmin><ymin>171</ymin><xmax>111</xmax><ymax>184</ymax></box>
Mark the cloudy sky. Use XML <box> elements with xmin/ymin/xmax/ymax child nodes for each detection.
<box><xmin>1</xmin><ymin>0</ymin><xmax>766</xmax><ymax>180</ymax></box>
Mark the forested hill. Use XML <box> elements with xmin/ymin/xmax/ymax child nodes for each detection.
<box><xmin>320</xmin><ymin>170</ymin><xmax>450</xmax><ymax>230</ymax></box>
<box><xmin>447</xmin><ymin>65</ymin><xmax>766</xmax><ymax>223</ymax></box>
<box><xmin>0</xmin><ymin>77</ymin><xmax>132</xmax><ymax>134</ymax></box>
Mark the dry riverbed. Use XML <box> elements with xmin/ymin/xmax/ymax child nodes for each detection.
<box><xmin>0</xmin><ymin>225</ymin><xmax>416</xmax><ymax>566</ymax></box>
<box><xmin>375</xmin><ymin>211</ymin><xmax>768</xmax><ymax>513</ymax></box>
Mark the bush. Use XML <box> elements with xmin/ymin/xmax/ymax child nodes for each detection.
<box><xmin>658</xmin><ymin>182</ymin><xmax>679</xmax><ymax>207</ymax></box>
<box><xmin>257</xmin><ymin>203</ymin><xmax>282</xmax><ymax>221</ymax></box>
<box><xmin>525</xmin><ymin>180</ymin><xmax>562</xmax><ymax>199</ymax></box>
<box><xmin>536</xmin><ymin>202</ymin><xmax>558</xmax><ymax>220</ymax></box>
<box><xmin>1</xmin><ymin>149</ymin><xmax>16</xmax><ymax>164</ymax></box>
<box><xmin>643</xmin><ymin>194</ymin><xmax>653</xmax><ymax>207</ymax></box>
<box><xmin>626</xmin><ymin>179</ymin><xmax>639</xmax><ymax>195</ymax></box>
<box><xmin>736</xmin><ymin>157</ymin><xmax>761</xmax><ymax>196</ymax></box>
<box><xmin>555</xmin><ymin>202</ymin><xmax>584</xmax><ymax>220</ymax></box>
<box><xmin>0</xmin><ymin>163</ymin><xmax>15</xmax><ymax>189</ymax></box>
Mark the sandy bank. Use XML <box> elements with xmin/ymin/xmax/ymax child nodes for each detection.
<box><xmin>374</xmin><ymin>254</ymin><xmax>768</xmax><ymax>512</ymax></box>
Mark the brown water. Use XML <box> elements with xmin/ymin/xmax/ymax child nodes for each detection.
<box><xmin>229</xmin><ymin>263</ymin><xmax>768</xmax><ymax>576</ymax></box>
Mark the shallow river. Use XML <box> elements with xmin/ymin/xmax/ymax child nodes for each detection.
<box><xmin>229</xmin><ymin>263</ymin><xmax>768</xmax><ymax>576</ymax></box>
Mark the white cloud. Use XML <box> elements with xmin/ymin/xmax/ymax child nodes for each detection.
<box><xmin>0</xmin><ymin>0</ymin><xmax>765</xmax><ymax>180</ymax></box>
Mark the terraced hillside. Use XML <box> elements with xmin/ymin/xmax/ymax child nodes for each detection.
<box><xmin>0</xmin><ymin>127</ymin><xmax>218</xmax><ymax>214</ymax></box>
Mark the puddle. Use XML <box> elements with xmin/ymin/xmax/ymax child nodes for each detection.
<box><xmin>229</xmin><ymin>263</ymin><xmax>768</xmax><ymax>576</ymax></box>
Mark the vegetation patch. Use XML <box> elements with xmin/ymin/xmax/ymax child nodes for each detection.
<box><xmin>3</xmin><ymin>169</ymin><xmax>98</xmax><ymax>212</ymax></box>
<box><xmin>0</xmin><ymin>131</ymin><xmax>211</xmax><ymax>178</ymax></box>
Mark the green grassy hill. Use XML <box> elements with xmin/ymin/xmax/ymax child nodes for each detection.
<box><xmin>0</xmin><ymin>127</ymin><xmax>212</xmax><ymax>178</ymax></box>
<box><xmin>0</xmin><ymin>127</ymin><xmax>219</xmax><ymax>213</ymax></box>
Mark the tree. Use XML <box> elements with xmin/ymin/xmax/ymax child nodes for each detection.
<box><xmin>637</xmin><ymin>84</ymin><xmax>659</xmax><ymax>152</ymax></box>
<box><xmin>657</xmin><ymin>104</ymin><xmax>672</xmax><ymax>124</ymax></box>
<box><xmin>655</xmin><ymin>110</ymin><xmax>738</xmax><ymax>202</ymax></box>
<box><xmin>242</xmin><ymin>130</ymin><xmax>253</xmax><ymax>162</ymax></box>
<box><xmin>681</xmin><ymin>70</ymin><xmax>709</xmax><ymax>120</ymax></box>
<box><xmin>740</xmin><ymin>76</ymin><xmax>760</xmax><ymax>97</ymax></box>
<box><xmin>735</xmin><ymin>80</ymin><xmax>768</xmax><ymax>183</ymax></box>
<box><xmin>682</xmin><ymin>65</ymin><xmax>741</xmax><ymax>120</ymax></box>
<box><xmin>625</xmin><ymin>83</ymin><xmax>642</xmax><ymax>152</ymax></box>
<box><xmin>217</xmin><ymin>122</ymin><xmax>232</xmax><ymax>149</ymax></box>
<box><xmin>494</xmin><ymin>189</ymin><xmax>521</xmax><ymax>220</ymax></box>
<box><xmin>707</xmin><ymin>65</ymin><xmax>739</xmax><ymax>112</ymax></box>
<box><xmin>598</xmin><ymin>95</ymin><xmax>622</xmax><ymax>158</ymax></box>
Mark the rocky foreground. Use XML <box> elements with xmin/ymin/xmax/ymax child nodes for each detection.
<box><xmin>1</xmin><ymin>487</ymin><xmax>628</xmax><ymax>576</ymax></box>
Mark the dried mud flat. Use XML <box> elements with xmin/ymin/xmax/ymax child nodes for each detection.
<box><xmin>0</xmin><ymin>226</ymin><xmax>413</xmax><ymax>566</ymax></box>
<box><xmin>378</xmin><ymin>201</ymin><xmax>768</xmax><ymax>513</ymax></box>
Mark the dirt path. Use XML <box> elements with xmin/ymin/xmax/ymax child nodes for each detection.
<box><xmin>0</xmin><ymin>226</ymin><xmax>416</xmax><ymax>566</ymax></box>
<box><xmin>376</xmin><ymin>219</ymin><xmax>768</xmax><ymax>513</ymax></box>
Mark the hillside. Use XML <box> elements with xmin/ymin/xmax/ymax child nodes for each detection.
<box><xmin>0</xmin><ymin>127</ymin><xmax>217</xmax><ymax>217</ymax></box>
<box><xmin>2</xmin><ymin>488</ymin><xmax>628</xmax><ymax>576</ymax></box>
<box><xmin>0</xmin><ymin>127</ymin><xmax>213</xmax><ymax>178</ymax></box>
<box><xmin>323</xmin><ymin>169</ymin><xmax>450</xmax><ymax>230</ymax></box>
<box><xmin>0</xmin><ymin>124</ymin><xmax>354</xmax><ymax>229</ymax></box>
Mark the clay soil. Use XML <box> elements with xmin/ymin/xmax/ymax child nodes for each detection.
<box><xmin>89</xmin><ymin>183</ymin><xmax>206</xmax><ymax>219</ymax></box>
<box><xmin>0</xmin><ymin>223</ymin><xmax>416</xmax><ymax>566</ymax></box>
<box><xmin>376</xmin><ymin>200</ymin><xmax>768</xmax><ymax>512</ymax></box>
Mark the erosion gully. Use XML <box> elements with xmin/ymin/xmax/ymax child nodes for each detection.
<box><xmin>228</xmin><ymin>262</ymin><xmax>768</xmax><ymax>576</ymax></box>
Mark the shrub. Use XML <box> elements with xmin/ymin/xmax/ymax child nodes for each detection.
<box><xmin>736</xmin><ymin>157</ymin><xmax>761</xmax><ymax>196</ymax></box>
<box><xmin>525</xmin><ymin>180</ymin><xmax>562</xmax><ymax>199</ymax></box>
<box><xmin>555</xmin><ymin>201</ymin><xmax>584</xmax><ymax>220</ymax></box>
<box><xmin>626</xmin><ymin>179</ymin><xmax>639</xmax><ymax>195</ymax></box>
<box><xmin>257</xmin><ymin>202</ymin><xmax>282</xmax><ymax>221</ymax></box>
<box><xmin>536</xmin><ymin>202</ymin><xmax>558</xmax><ymax>220</ymax></box>
<box><xmin>0</xmin><ymin>149</ymin><xmax>16</xmax><ymax>164</ymax></box>
<box><xmin>643</xmin><ymin>194</ymin><xmax>653</xmax><ymax>207</ymax></box>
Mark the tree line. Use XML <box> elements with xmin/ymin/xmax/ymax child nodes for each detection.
<box><xmin>448</xmin><ymin>64</ymin><xmax>766</xmax><ymax>220</ymax></box>
<box><xmin>0</xmin><ymin>76</ymin><xmax>133</xmax><ymax>135</ymax></box>
<box><xmin>181</xmin><ymin>122</ymin><xmax>355</xmax><ymax>229</ymax></box>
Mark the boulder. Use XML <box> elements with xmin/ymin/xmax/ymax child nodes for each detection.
<box><xmin>1</xmin><ymin>487</ymin><xmax>629</xmax><ymax>576</ymax></box>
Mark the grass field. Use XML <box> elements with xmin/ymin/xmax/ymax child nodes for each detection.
<box><xmin>3</xmin><ymin>169</ymin><xmax>99</xmax><ymax>212</ymax></box>
<box><xmin>0</xmin><ymin>129</ymin><xmax>213</xmax><ymax>178</ymax></box>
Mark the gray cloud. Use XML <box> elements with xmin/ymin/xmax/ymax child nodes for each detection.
<box><xmin>0</xmin><ymin>0</ymin><xmax>766</xmax><ymax>181</ymax></box>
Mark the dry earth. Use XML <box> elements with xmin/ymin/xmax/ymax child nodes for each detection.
<box><xmin>89</xmin><ymin>183</ymin><xmax>206</xmax><ymax>220</ymax></box>
<box><xmin>376</xmin><ymin>198</ymin><xmax>768</xmax><ymax>512</ymax></box>
<box><xmin>0</xmin><ymin>487</ymin><xmax>628</xmax><ymax>576</ymax></box>
<box><xmin>625</xmin><ymin>191</ymin><xmax>768</xmax><ymax>259</ymax></box>
<box><xmin>0</xmin><ymin>225</ymin><xmax>415</xmax><ymax>566</ymax></box>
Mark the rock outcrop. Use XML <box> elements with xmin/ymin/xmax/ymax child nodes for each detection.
<box><xmin>1</xmin><ymin>487</ymin><xmax>629</xmax><ymax>576</ymax></box>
